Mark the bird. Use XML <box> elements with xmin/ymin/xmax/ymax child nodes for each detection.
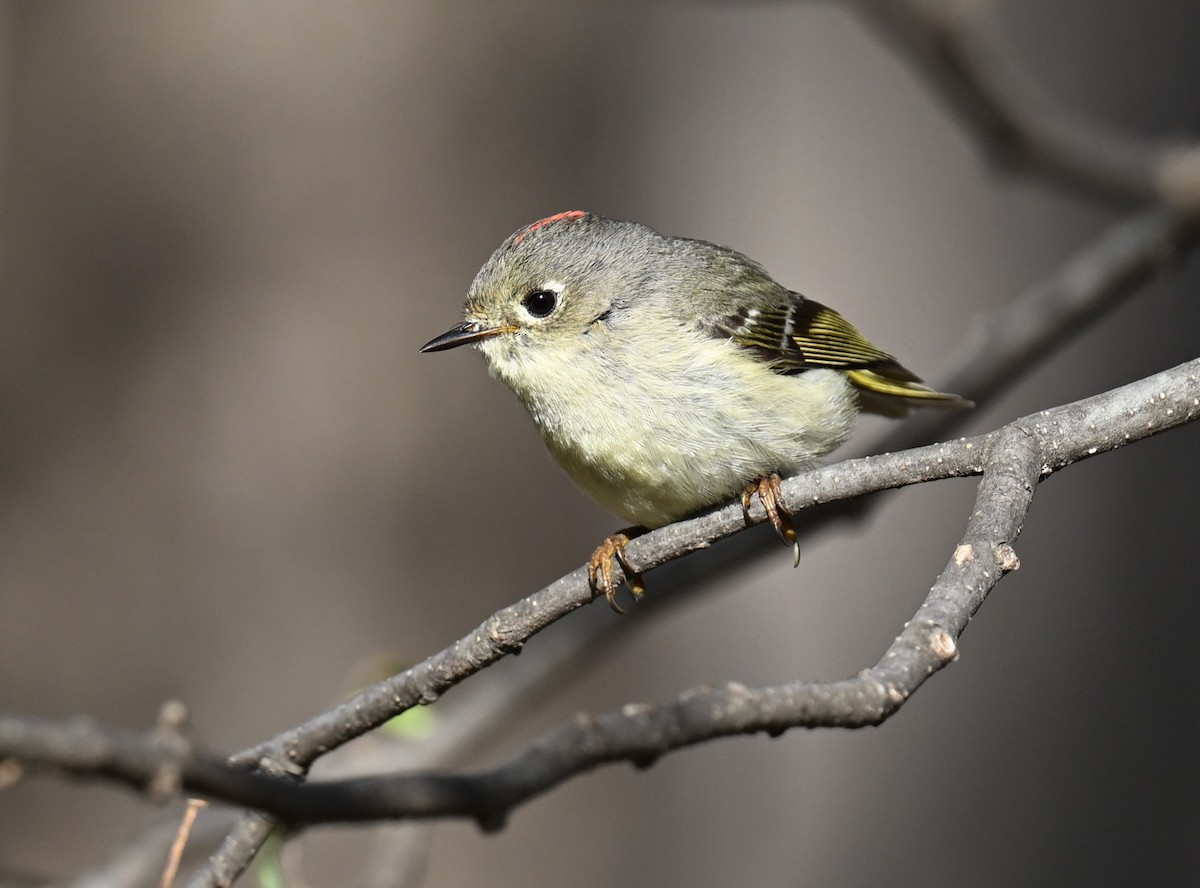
<box><xmin>421</xmin><ymin>211</ymin><xmax>970</xmax><ymax>611</ymax></box>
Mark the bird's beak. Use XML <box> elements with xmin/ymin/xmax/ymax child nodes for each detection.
<box><xmin>419</xmin><ymin>319</ymin><xmax>510</xmax><ymax>353</ymax></box>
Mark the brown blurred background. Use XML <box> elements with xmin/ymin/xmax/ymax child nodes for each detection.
<box><xmin>2</xmin><ymin>2</ymin><xmax>1199</xmax><ymax>885</ymax></box>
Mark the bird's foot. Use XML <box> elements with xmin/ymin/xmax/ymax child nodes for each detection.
<box><xmin>588</xmin><ymin>531</ymin><xmax>647</xmax><ymax>614</ymax></box>
<box><xmin>742</xmin><ymin>474</ymin><xmax>801</xmax><ymax>567</ymax></box>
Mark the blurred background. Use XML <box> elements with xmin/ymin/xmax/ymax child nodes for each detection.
<box><xmin>2</xmin><ymin>2</ymin><xmax>1199</xmax><ymax>885</ymax></box>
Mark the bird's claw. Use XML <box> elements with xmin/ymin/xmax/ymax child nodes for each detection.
<box><xmin>742</xmin><ymin>474</ymin><xmax>801</xmax><ymax>567</ymax></box>
<box><xmin>588</xmin><ymin>533</ymin><xmax>646</xmax><ymax>614</ymax></box>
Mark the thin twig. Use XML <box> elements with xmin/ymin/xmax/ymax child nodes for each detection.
<box><xmin>159</xmin><ymin>800</ymin><xmax>208</xmax><ymax>888</ymax></box>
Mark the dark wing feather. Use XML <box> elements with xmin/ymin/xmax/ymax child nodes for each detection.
<box><xmin>705</xmin><ymin>292</ymin><xmax>971</xmax><ymax>416</ymax></box>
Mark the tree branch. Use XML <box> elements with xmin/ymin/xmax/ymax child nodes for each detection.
<box><xmin>849</xmin><ymin>0</ymin><xmax>1200</xmax><ymax>209</ymax></box>
<box><xmin>88</xmin><ymin>3</ymin><xmax>1200</xmax><ymax>882</ymax></box>
<box><xmin>179</xmin><ymin>201</ymin><xmax>1200</xmax><ymax>887</ymax></box>
<box><xmin>5</xmin><ymin>357</ymin><xmax>1197</xmax><ymax>831</ymax></box>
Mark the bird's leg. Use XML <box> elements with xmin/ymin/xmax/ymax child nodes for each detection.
<box><xmin>742</xmin><ymin>474</ymin><xmax>801</xmax><ymax>567</ymax></box>
<box><xmin>587</xmin><ymin>528</ymin><xmax>647</xmax><ymax>614</ymax></box>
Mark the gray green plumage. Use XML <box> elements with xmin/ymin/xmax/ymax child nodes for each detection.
<box><xmin>422</xmin><ymin>211</ymin><xmax>970</xmax><ymax>529</ymax></box>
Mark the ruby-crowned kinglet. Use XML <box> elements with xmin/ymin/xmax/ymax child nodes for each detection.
<box><xmin>422</xmin><ymin>211</ymin><xmax>970</xmax><ymax>610</ymax></box>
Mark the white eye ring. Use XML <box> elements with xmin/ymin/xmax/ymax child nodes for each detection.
<box><xmin>518</xmin><ymin>280</ymin><xmax>565</xmax><ymax>320</ymax></box>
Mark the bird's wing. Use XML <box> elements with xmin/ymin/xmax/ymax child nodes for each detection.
<box><xmin>703</xmin><ymin>292</ymin><xmax>971</xmax><ymax>416</ymax></box>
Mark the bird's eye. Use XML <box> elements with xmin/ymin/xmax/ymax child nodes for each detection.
<box><xmin>521</xmin><ymin>289</ymin><xmax>558</xmax><ymax>318</ymax></box>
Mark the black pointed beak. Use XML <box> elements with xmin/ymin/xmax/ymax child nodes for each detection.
<box><xmin>419</xmin><ymin>320</ymin><xmax>507</xmax><ymax>353</ymax></box>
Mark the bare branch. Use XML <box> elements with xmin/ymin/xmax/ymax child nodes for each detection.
<box><xmin>849</xmin><ymin>0</ymin><xmax>1200</xmax><ymax>209</ymax></box>
<box><xmin>215</xmin><ymin>199</ymin><xmax>1198</xmax><ymax>790</ymax></box>
<box><xmin>213</xmin><ymin>355</ymin><xmax>1200</xmax><ymax>826</ymax></box>
<box><xmin>125</xmin><ymin>5</ymin><xmax>1200</xmax><ymax>882</ymax></box>
<box><xmin>868</xmin><ymin>206</ymin><xmax>1198</xmax><ymax>457</ymax></box>
<box><xmin>183</xmin><ymin>203</ymin><xmax>1200</xmax><ymax>883</ymax></box>
<box><xmin>5</xmin><ymin>358</ymin><xmax>1197</xmax><ymax>831</ymax></box>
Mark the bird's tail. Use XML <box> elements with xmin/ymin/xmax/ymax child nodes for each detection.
<box><xmin>846</xmin><ymin>367</ymin><xmax>973</xmax><ymax>417</ymax></box>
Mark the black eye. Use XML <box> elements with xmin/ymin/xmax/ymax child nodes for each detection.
<box><xmin>521</xmin><ymin>289</ymin><xmax>558</xmax><ymax>318</ymax></box>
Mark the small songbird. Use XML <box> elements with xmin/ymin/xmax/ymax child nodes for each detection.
<box><xmin>421</xmin><ymin>211</ymin><xmax>970</xmax><ymax>610</ymax></box>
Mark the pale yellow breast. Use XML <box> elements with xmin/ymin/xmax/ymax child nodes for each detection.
<box><xmin>483</xmin><ymin>326</ymin><xmax>858</xmax><ymax>527</ymax></box>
